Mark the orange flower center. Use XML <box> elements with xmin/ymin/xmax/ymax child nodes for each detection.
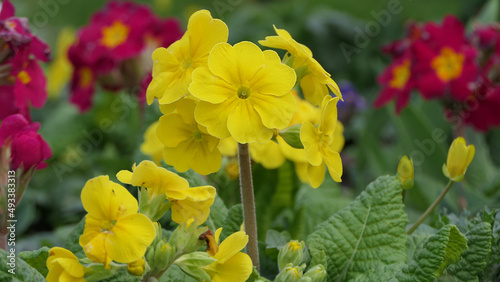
<box><xmin>17</xmin><ymin>70</ymin><xmax>31</xmax><ymax>85</ymax></box>
<box><xmin>389</xmin><ymin>60</ymin><xmax>411</xmax><ymax>90</ymax></box>
<box><xmin>79</xmin><ymin>67</ymin><xmax>93</xmax><ymax>88</ymax></box>
<box><xmin>101</xmin><ymin>21</ymin><xmax>130</xmax><ymax>48</ymax></box>
<box><xmin>431</xmin><ymin>47</ymin><xmax>464</xmax><ymax>82</ymax></box>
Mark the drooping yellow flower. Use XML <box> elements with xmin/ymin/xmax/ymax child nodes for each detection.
<box><xmin>398</xmin><ymin>155</ymin><xmax>414</xmax><ymax>189</ymax></box>
<box><xmin>48</xmin><ymin>28</ymin><xmax>75</xmax><ymax>98</ymax></box>
<box><xmin>117</xmin><ymin>161</ymin><xmax>216</xmax><ymax>225</ymax></box>
<box><xmin>300</xmin><ymin>96</ymin><xmax>343</xmax><ymax>188</ymax></box>
<box><xmin>190</xmin><ymin>41</ymin><xmax>297</xmax><ymax>144</ymax></box>
<box><xmin>443</xmin><ymin>137</ymin><xmax>475</xmax><ymax>182</ymax></box>
<box><xmin>203</xmin><ymin>228</ymin><xmax>253</xmax><ymax>282</ymax></box>
<box><xmin>79</xmin><ymin>176</ymin><xmax>155</xmax><ymax>268</ymax></box>
<box><xmin>259</xmin><ymin>26</ymin><xmax>342</xmax><ymax>105</ymax></box>
<box><xmin>140</xmin><ymin>121</ymin><xmax>164</xmax><ymax>165</ymax></box>
<box><xmin>157</xmin><ymin>99</ymin><xmax>222</xmax><ymax>175</ymax></box>
<box><xmin>147</xmin><ymin>10</ymin><xmax>228</xmax><ymax>105</ymax></box>
<box><xmin>46</xmin><ymin>247</ymin><xmax>85</xmax><ymax>282</ymax></box>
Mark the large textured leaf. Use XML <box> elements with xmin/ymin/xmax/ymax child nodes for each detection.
<box><xmin>307</xmin><ymin>175</ymin><xmax>408</xmax><ymax>281</ymax></box>
<box><xmin>19</xmin><ymin>247</ymin><xmax>50</xmax><ymax>277</ymax></box>
<box><xmin>397</xmin><ymin>224</ymin><xmax>467</xmax><ymax>281</ymax></box>
<box><xmin>203</xmin><ymin>195</ymin><xmax>228</xmax><ymax>232</ymax></box>
<box><xmin>0</xmin><ymin>249</ymin><xmax>46</xmax><ymax>281</ymax></box>
<box><xmin>63</xmin><ymin>217</ymin><xmax>86</xmax><ymax>258</ymax></box>
<box><xmin>220</xmin><ymin>204</ymin><xmax>243</xmax><ymax>241</ymax></box>
<box><xmin>446</xmin><ymin>222</ymin><xmax>492</xmax><ymax>281</ymax></box>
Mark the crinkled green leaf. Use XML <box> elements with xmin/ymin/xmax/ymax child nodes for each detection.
<box><xmin>446</xmin><ymin>222</ymin><xmax>492</xmax><ymax>281</ymax></box>
<box><xmin>203</xmin><ymin>195</ymin><xmax>228</xmax><ymax>232</ymax></box>
<box><xmin>307</xmin><ymin>175</ymin><xmax>408</xmax><ymax>282</ymax></box>
<box><xmin>63</xmin><ymin>217</ymin><xmax>86</xmax><ymax>258</ymax></box>
<box><xmin>160</xmin><ymin>264</ymin><xmax>197</xmax><ymax>282</ymax></box>
<box><xmin>220</xmin><ymin>204</ymin><xmax>243</xmax><ymax>241</ymax></box>
<box><xmin>19</xmin><ymin>247</ymin><xmax>50</xmax><ymax>277</ymax></box>
<box><xmin>397</xmin><ymin>224</ymin><xmax>467</xmax><ymax>281</ymax></box>
<box><xmin>0</xmin><ymin>249</ymin><xmax>45</xmax><ymax>281</ymax></box>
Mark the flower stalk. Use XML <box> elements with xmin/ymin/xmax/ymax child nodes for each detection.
<box><xmin>237</xmin><ymin>143</ymin><xmax>259</xmax><ymax>270</ymax></box>
<box><xmin>407</xmin><ymin>181</ymin><xmax>453</xmax><ymax>235</ymax></box>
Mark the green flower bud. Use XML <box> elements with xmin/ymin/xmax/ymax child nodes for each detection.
<box><xmin>397</xmin><ymin>155</ymin><xmax>414</xmax><ymax>190</ymax></box>
<box><xmin>168</xmin><ymin>219</ymin><xmax>208</xmax><ymax>255</ymax></box>
<box><xmin>279</xmin><ymin>125</ymin><xmax>304</xmax><ymax>149</ymax></box>
<box><xmin>153</xmin><ymin>241</ymin><xmax>176</xmax><ymax>271</ymax></box>
<box><xmin>138</xmin><ymin>188</ymin><xmax>173</xmax><ymax>222</ymax></box>
<box><xmin>278</xmin><ymin>240</ymin><xmax>305</xmax><ymax>271</ymax></box>
<box><xmin>302</xmin><ymin>264</ymin><xmax>326</xmax><ymax>282</ymax></box>
<box><xmin>174</xmin><ymin>252</ymin><xmax>216</xmax><ymax>281</ymax></box>
<box><xmin>275</xmin><ymin>263</ymin><xmax>305</xmax><ymax>282</ymax></box>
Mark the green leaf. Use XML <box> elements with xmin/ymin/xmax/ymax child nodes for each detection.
<box><xmin>265</xmin><ymin>229</ymin><xmax>291</xmax><ymax>250</ymax></box>
<box><xmin>160</xmin><ymin>264</ymin><xmax>198</xmax><ymax>282</ymax></box>
<box><xmin>63</xmin><ymin>217</ymin><xmax>86</xmax><ymax>258</ymax></box>
<box><xmin>203</xmin><ymin>195</ymin><xmax>228</xmax><ymax>232</ymax></box>
<box><xmin>220</xmin><ymin>204</ymin><xmax>243</xmax><ymax>241</ymax></box>
<box><xmin>397</xmin><ymin>224</ymin><xmax>467</xmax><ymax>281</ymax></box>
<box><xmin>307</xmin><ymin>175</ymin><xmax>408</xmax><ymax>282</ymax></box>
<box><xmin>19</xmin><ymin>247</ymin><xmax>50</xmax><ymax>277</ymax></box>
<box><xmin>0</xmin><ymin>249</ymin><xmax>46</xmax><ymax>281</ymax></box>
<box><xmin>446</xmin><ymin>222</ymin><xmax>492</xmax><ymax>281</ymax></box>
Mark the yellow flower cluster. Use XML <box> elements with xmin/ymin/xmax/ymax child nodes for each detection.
<box><xmin>142</xmin><ymin>9</ymin><xmax>343</xmax><ymax>187</ymax></box>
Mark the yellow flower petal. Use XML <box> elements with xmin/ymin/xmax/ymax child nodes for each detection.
<box><xmin>195</xmin><ymin>100</ymin><xmax>236</xmax><ymax>139</ymax></box>
<box><xmin>300</xmin><ymin>122</ymin><xmax>322</xmax><ymax>166</ymax></box>
<box><xmin>250</xmin><ymin>141</ymin><xmax>286</xmax><ymax>169</ymax></box>
<box><xmin>107</xmin><ymin>213</ymin><xmax>155</xmax><ymax>264</ymax></box>
<box><xmin>189</xmin><ymin>67</ymin><xmax>235</xmax><ymax>104</ymax></box>
<box><xmin>187</xmin><ymin>10</ymin><xmax>228</xmax><ymax>60</ymax></box>
<box><xmin>250</xmin><ymin>50</ymin><xmax>296</xmax><ymax>97</ymax></box>
<box><xmin>319</xmin><ymin>96</ymin><xmax>339</xmax><ymax>136</ymax></box>
<box><xmin>323</xmin><ymin>149</ymin><xmax>342</xmax><ymax>182</ymax></box>
<box><xmin>300</xmin><ymin>73</ymin><xmax>329</xmax><ymax>106</ymax></box>
<box><xmin>163</xmin><ymin>140</ymin><xmax>197</xmax><ymax>172</ymax></box>
<box><xmin>140</xmin><ymin>122</ymin><xmax>163</xmax><ymax>165</ymax></box>
<box><xmin>214</xmin><ymin>231</ymin><xmax>248</xmax><ymax>264</ymax></box>
<box><xmin>157</xmin><ymin>114</ymin><xmax>192</xmax><ymax>147</ymax></box>
<box><xmin>208</xmin><ymin>252</ymin><xmax>252</xmax><ymax>282</ymax></box>
<box><xmin>218</xmin><ymin>137</ymin><xmax>238</xmax><ymax>157</ymax></box>
<box><xmin>171</xmin><ymin>192</ymin><xmax>215</xmax><ymax>225</ymax></box>
<box><xmin>190</xmin><ymin>140</ymin><xmax>222</xmax><ymax>175</ymax></box>
<box><xmin>307</xmin><ymin>163</ymin><xmax>326</xmax><ymax>188</ymax></box>
<box><xmin>81</xmin><ymin>176</ymin><xmax>138</xmax><ymax>221</ymax></box>
<box><xmin>208</xmin><ymin>42</ymin><xmax>265</xmax><ymax>86</ymax></box>
<box><xmin>251</xmin><ymin>92</ymin><xmax>297</xmax><ymax>130</ymax></box>
<box><xmin>227</xmin><ymin>100</ymin><xmax>274</xmax><ymax>143</ymax></box>
<box><xmin>294</xmin><ymin>161</ymin><xmax>309</xmax><ymax>183</ymax></box>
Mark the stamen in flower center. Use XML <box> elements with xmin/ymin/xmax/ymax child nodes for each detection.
<box><xmin>237</xmin><ymin>86</ymin><xmax>251</xmax><ymax>99</ymax></box>
<box><xmin>389</xmin><ymin>59</ymin><xmax>411</xmax><ymax>90</ymax></box>
<box><xmin>431</xmin><ymin>47</ymin><xmax>464</xmax><ymax>82</ymax></box>
<box><xmin>101</xmin><ymin>21</ymin><xmax>130</xmax><ymax>48</ymax></box>
<box><xmin>17</xmin><ymin>70</ymin><xmax>31</xmax><ymax>85</ymax></box>
<box><xmin>193</xmin><ymin>130</ymin><xmax>203</xmax><ymax>141</ymax></box>
<box><xmin>181</xmin><ymin>57</ymin><xmax>192</xmax><ymax>71</ymax></box>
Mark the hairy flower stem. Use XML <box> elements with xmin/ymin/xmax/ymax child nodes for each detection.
<box><xmin>407</xmin><ymin>181</ymin><xmax>453</xmax><ymax>235</ymax></box>
<box><xmin>238</xmin><ymin>143</ymin><xmax>259</xmax><ymax>270</ymax></box>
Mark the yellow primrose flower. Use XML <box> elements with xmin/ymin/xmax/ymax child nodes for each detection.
<box><xmin>48</xmin><ymin>27</ymin><xmax>75</xmax><ymax>98</ymax></box>
<box><xmin>140</xmin><ymin>121</ymin><xmax>163</xmax><ymax>165</ymax></box>
<box><xmin>250</xmin><ymin>139</ymin><xmax>286</xmax><ymax>169</ymax></box>
<box><xmin>117</xmin><ymin>161</ymin><xmax>216</xmax><ymax>225</ymax></box>
<box><xmin>157</xmin><ymin>99</ymin><xmax>222</xmax><ymax>175</ymax></box>
<box><xmin>203</xmin><ymin>228</ymin><xmax>253</xmax><ymax>282</ymax></box>
<box><xmin>300</xmin><ymin>96</ymin><xmax>343</xmax><ymax>188</ymax></box>
<box><xmin>46</xmin><ymin>247</ymin><xmax>85</xmax><ymax>282</ymax></box>
<box><xmin>259</xmin><ymin>26</ymin><xmax>342</xmax><ymax>105</ymax></box>
<box><xmin>79</xmin><ymin>176</ymin><xmax>155</xmax><ymax>268</ymax></box>
<box><xmin>147</xmin><ymin>10</ymin><xmax>228</xmax><ymax>105</ymax></box>
<box><xmin>443</xmin><ymin>137</ymin><xmax>475</xmax><ymax>182</ymax></box>
<box><xmin>398</xmin><ymin>155</ymin><xmax>414</xmax><ymax>189</ymax></box>
<box><xmin>225</xmin><ymin>159</ymin><xmax>240</xmax><ymax>180</ymax></box>
<box><xmin>189</xmin><ymin>41</ymin><xmax>297</xmax><ymax>144</ymax></box>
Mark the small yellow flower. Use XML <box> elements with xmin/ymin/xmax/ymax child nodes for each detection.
<box><xmin>203</xmin><ymin>228</ymin><xmax>253</xmax><ymax>282</ymax></box>
<box><xmin>79</xmin><ymin>176</ymin><xmax>156</xmax><ymax>268</ymax></box>
<box><xmin>147</xmin><ymin>10</ymin><xmax>228</xmax><ymax>105</ymax></box>
<box><xmin>189</xmin><ymin>41</ymin><xmax>297</xmax><ymax>144</ymax></box>
<box><xmin>250</xmin><ymin>140</ymin><xmax>286</xmax><ymax>169</ymax></box>
<box><xmin>398</xmin><ymin>155</ymin><xmax>414</xmax><ymax>189</ymax></box>
<box><xmin>140</xmin><ymin>121</ymin><xmax>164</xmax><ymax>165</ymax></box>
<box><xmin>300</xmin><ymin>96</ymin><xmax>343</xmax><ymax>188</ymax></box>
<box><xmin>117</xmin><ymin>161</ymin><xmax>216</xmax><ymax>225</ymax></box>
<box><xmin>127</xmin><ymin>258</ymin><xmax>146</xmax><ymax>276</ymax></box>
<box><xmin>225</xmin><ymin>159</ymin><xmax>240</xmax><ymax>180</ymax></box>
<box><xmin>259</xmin><ymin>26</ymin><xmax>342</xmax><ymax>105</ymax></box>
<box><xmin>157</xmin><ymin>99</ymin><xmax>222</xmax><ymax>175</ymax></box>
<box><xmin>46</xmin><ymin>247</ymin><xmax>85</xmax><ymax>282</ymax></box>
<box><xmin>443</xmin><ymin>137</ymin><xmax>475</xmax><ymax>182</ymax></box>
<box><xmin>48</xmin><ymin>28</ymin><xmax>75</xmax><ymax>98</ymax></box>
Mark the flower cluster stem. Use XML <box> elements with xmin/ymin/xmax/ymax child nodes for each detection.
<box><xmin>407</xmin><ymin>181</ymin><xmax>453</xmax><ymax>235</ymax></box>
<box><xmin>238</xmin><ymin>143</ymin><xmax>260</xmax><ymax>270</ymax></box>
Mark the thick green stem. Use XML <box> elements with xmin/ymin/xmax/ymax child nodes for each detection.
<box><xmin>407</xmin><ymin>181</ymin><xmax>453</xmax><ymax>235</ymax></box>
<box><xmin>238</xmin><ymin>143</ymin><xmax>259</xmax><ymax>270</ymax></box>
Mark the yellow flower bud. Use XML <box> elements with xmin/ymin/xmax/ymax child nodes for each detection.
<box><xmin>443</xmin><ymin>137</ymin><xmax>475</xmax><ymax>182</ymax></box>
<box><xmin>278</xmin><ymin>240</ymin><xmax>305</xmax><ymax>271</ymax></box>
<box><xmin>127</xmin><ymin>258</ymin><xmax>146</xmax><ymax>276</ymax></box>
<box><xmin>397</xmin><ymin>155</ymin><xmax>414</xmax><ymax>189</ymax></box>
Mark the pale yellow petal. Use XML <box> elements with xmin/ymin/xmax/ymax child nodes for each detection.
<box><xmin>195</xmin><ymin>100</ymin><xmax>236</xmax><ymax>139</ymax></box>
<box><xmin>300</xmin><ymin>122</ymin><xmax>322</xmax><ymax>166</ymax></box>
<box><xmin>189</xmin><ymin>67</ymin><xmax>235</xmax><ymax>104</ymax></box>
<box><xmin>251</xmin><ymin>92</ymin><xmax>296</xmax><ymax>130</ymax></box>
<box><xmin>307</xmin><ymin>163</ymin><xmax>326</xmax><ymax>188</ymax></box>
<box><xmin>214</xmin><ymin>231</ymin><xmax>248</xmax><ymax>264</ymax></box>
<box><xmin>227</xmin><ymin>99</ymin><xmax>273</xmax><ymax>144</ymax></box>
